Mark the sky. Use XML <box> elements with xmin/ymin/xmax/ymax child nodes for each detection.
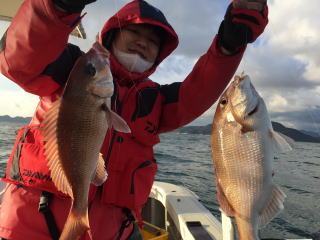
<box><xmin>0</xmin><ymin>0</ymin><xmax>320</xmax><ymax>133</ymax></box>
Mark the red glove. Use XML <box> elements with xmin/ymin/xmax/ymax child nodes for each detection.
<box><xmin>218</xmin><ymin>2</ymin><xmax>268</xmax><ymax>53</ymax></box>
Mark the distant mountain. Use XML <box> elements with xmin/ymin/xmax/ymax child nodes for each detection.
<box><xmin>176</xmin><ymin>121</ymin><xmax>320</xmax><ymax>143</ymax></box>
<box><xmin>0</xmin><ymin>115</ymin><xmax>31</xmax><ymax>124</ymax></box>
<box><xmin>1</xmin><ymin>115</ymin><xmax>319</xmax><ymax>143</ymax></box>
<box><xmin>300</xmin><ymin>130</ymin><xmax>320</xmax><ymax>138</ymax></box>
<box><xmin>177</xmin><ymin>124</ymin><xmax>212</xmax><ymax>135</ymax></box>
<box><xmin>272</xmin><ymin>122</ymin><xmax>320</xmax><ymax>143</ymax></box>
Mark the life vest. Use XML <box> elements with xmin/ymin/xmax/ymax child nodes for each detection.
<box><xmin>1</xmin><ymin>124</ymin><xmax>66</xmax><ymax>197</ymax></box>
<box><xmin>97</xmin><ymin>80</ymin><xmax>162</xmax><ymax>211</ymax></box>
<box><xmin>1</xmin><ymin>0</ymin><xmax>179</xmax><ymax>210</ymax></box>
<box><xmin>0</xmin><ymin>0</ymin><xmax>246</xmax><ymax>218</ymax></box>
<box><xmin>1</xmin><ymin>79</ymin><xmax>163</xmax><ymax>211</ymax></box>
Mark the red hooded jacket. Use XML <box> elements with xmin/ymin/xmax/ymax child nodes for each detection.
<box><xmin>0</xmin><ymin>0</ymin><xmax>244</xmax><ymax>215</ymax></box>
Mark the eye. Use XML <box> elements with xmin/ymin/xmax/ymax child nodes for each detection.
<box><xmin>148</xmin><ymin>37</ymin><xmax>160</xmax><ymax>46</ymax></box>
<box><xmin>248</xmin><ymin>105</ymin><xmax>258</xmax><ymax>116</ymax></box>
<box><xmin>125</xmin><ymin>28</ymin><xmax>139</xmax><ymax>35</ymax></box>
<box><xmin>85</xmin><ymin>63</ymin><xmax>96</xmax><ymax>77</ymax></box>
<box><xmin>220</xmin><ymin>98</ymin><xmax>228</xmax><ymax>106</ymax></box>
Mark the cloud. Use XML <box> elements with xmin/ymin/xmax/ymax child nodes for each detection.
<box><xmin>270</xmin><ymin>108</ymin><xmax>320</xmax><ymax>133</ymax></box>
<box><xmin>0</xmin><ymin>20</ymin><xmax>38</xmax><ymax>117</ymax></box>
<box><xmin>266</xmin><ymin>0</ymin><xmax>320</xmax><ymax>84</ymax></box>
<box><xmin>207</xmin><ymin>0</ymin><xmax>320</xmax><ymax>131</ymax></box>
<box><xmin>151</xmin><ymin>55</ymin><xmax>196</xmax><ymax>84</ymax></box>
<box><xmin>84</xmin><ymin>0</ymin><xmax>225</xmax><ymax>58</ymax></box>
<box><xmin>0</xmin><ymin>76</ymin><xmax>38</xmax><ymax>117</ymax></box>
<box><xmin>145</xmin><ymin>0</ymin><xmax>225</xmax><ymax>58</ymax></box>
<box><xmin>1</xmin><ymin>1</ymin><xmax>320</xmax><ymax>131</ymax></box>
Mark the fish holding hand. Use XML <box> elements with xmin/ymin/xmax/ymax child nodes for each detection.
<box><xmin>42</xmin><ymin>42</ymin><xmax>130</xmax><ymax>240</ymax></box>
<box><xmin>233</xmin><ymin>0</ymin><xmax>267</xmax><ymax>12</ymax></box>
<box><xmin>211</xmin><ymin>74</ymin><xmax>293</xmax><ymax>240</ymax></box>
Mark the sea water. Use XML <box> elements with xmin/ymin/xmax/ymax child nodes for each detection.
<box><xmin>0</xmin><ymin>122</ymin><xmax>319</xmax><ymax>239</ymax></box>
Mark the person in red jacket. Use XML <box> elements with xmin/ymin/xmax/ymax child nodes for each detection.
<box><xmin>0</xmin><ymin>0</ymin><xmax>268</xmax><ymax>239</ymax></box>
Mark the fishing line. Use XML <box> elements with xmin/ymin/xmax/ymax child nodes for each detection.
<box><xmin>111</xmin><ymin>0</ymin><xmax>123</xmax><ymax>115</ymax></box>
<box><xmin>111</xmin><ymin>0</ymin><xmax>159</xmax><ymax>125</ymax></box>
<box><xmin>306</xmin><ymin>106</ymin><xmax>320</xmax><ymax>136</ymax></box>
<box><xmin>240</xmin><ymin>1</ymin><xmax>249</xmax><ymax>76</ymax></box>
<box><xmin>102</xmin><ymin>0</ymin><xmax>124</xmax><ymax>165</ymax></box>
<box><xmin>109</xmin><ymin>0</ymin><xmax>151</xmax><ymax>166</ymax></box>
<box><xmin>0</xmin><ymin>183</ymin><xmax>8</xmax><ymax>197</ymax></box>
<box><xmin>112</xmin><ymin>0</ymin><xmax>123</xmax><ymax>45</ymax></box>
<box><xmin>237</xmin><ymin>1</ymin><xmax>265</xmax><ymax>77</ymax></box>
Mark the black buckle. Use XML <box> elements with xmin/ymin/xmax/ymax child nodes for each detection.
<box><xmin>38</xmin><ymin>191</ymin><xmax>51</xmax><ymax>212</ymax></box>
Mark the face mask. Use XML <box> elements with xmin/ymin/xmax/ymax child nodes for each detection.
<box><xmin>112</xmin><ymin>45</ymin><xmax>154</xmax><ymax>73</ymax></box>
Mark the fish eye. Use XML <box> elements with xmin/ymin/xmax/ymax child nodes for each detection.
<box><xmin>220</xmin><ymin>98</ymin><xmax>228</xmax><ymax>106</ymax></box>
<box><xmin>85</xmin><ymin>63</ymin><xmax>97</xmax><ymax>77</ymax></box>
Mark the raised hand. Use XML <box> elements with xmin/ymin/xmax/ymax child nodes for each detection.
<box><xmin>233</xmin><ymin>0</ymin><xmax>267</xmax><ymax>11</ymax></box>
<box><xmin>218</xmin><ymin>1</ymin><xmax>268</xmax><ymax>54</ymax></box>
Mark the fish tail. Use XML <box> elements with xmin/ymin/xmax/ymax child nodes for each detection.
<box><xmin>258</xmin><ymin>184</ymin><xmax>286</xmax><ymax>227</ymax></box>
<box><xmin>59</xmin><ymin>208</ymin><xmax>91</xmax><ymax>240</ymax></box>
<box><xmin>235</xmin><ymin>216</ymin><xmax>260</xmax><ymax>240</ymax></box>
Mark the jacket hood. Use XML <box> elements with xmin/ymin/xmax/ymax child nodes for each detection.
<box><xmin>99</xmin><ymin>0</ymin><xmax>179</xmax><ymax>86</ymax></box>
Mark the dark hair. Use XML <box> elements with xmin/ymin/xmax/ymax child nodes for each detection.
<box><xmin>102</xmin><ymin>28</ymin><xmax>117</xmax><ymax>50</ymax></box>
<box><xmin>102</xmin><ymin>24</ymin><xmax>166</xmax><ymax>50</ymax></box>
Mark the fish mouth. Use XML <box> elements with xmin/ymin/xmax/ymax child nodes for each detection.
<box><xmin>234</xmin><ymin>76</ymin><xmax>260</xmax><ymax>117</ymax></box>
<box><xmin>88</xmin><ymin>81</ymin><xmax>114</xmax><ymax>98</ymax></box>
<box><xmin>91</xmin><ymin>42</ymin><xmax>110</xmax><ymax>65</ymax></box>
<box><xmin>95</xmin><ymin>82</ymin><xmax>113</xmax><ymax>87</ymax></box>
<box><xmin>247</xmin><ymin>104</ymin><xmax>259</xmax><ymax>116</ymax></box>
<box><xmin>92</xmin><ymin>42</ymin><xmax>110</xmax><ymax>57</ymax></box>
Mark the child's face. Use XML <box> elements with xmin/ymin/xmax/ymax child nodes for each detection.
<box><xmin>112</xmin><ymin>24</ymin><xmax>161</xmax><ymax>63</ymax></box>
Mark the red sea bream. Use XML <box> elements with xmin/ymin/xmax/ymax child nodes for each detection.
<box><xmin>42</xmin><ymin>42</ymin><xmax>130</xmax><ymax>240</ymax></box>
<box><xmin>211</xmin><ymin>74</ymin><xmax>291</xmax><ymax>240</ymax></box>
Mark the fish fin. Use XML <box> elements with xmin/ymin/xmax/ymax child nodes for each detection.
<box><xmin>270</xmin><ymin>131</ymin><xmax>293</xmax><ymax>153</ymax></box>
<box><xmin>42</xmin><ymin>99</ymin><xmax>73</xmax><ymax>198</ymax></box>
<box><xmin>105</xmin><ymin>108</ymin><xmax>131</xmax><ymax>133</ymax></box>
<box><xmin>91</xmin><ymin>153</ymin><xmax>107</xmax><ymax>186</ymax></box>
<box><xmin>60</xmin><ymin>208</ymin><xmax>91</xmax><ymax>240</ymax></box>
<box><xmin>217</xmin><ymin>182</ymin><xmax>235</xmax><ymax>217</ymax></box>
<box><xmin>276</xmin><ymin>132</ymin><xmax>295</xmax><ymax>148</ymax></box>
<box><xmin>258</xmin><ymin>184</ymin><xmax>286</xmax><ymax>228</ymax></box>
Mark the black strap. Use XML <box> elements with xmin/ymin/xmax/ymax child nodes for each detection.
<box><xmin>10</xmin><ymin>128</ymin><xmax>30</xmax><ymax>182</ymax></box>
<box><xmin>38</xmin><ymin>191</ymin><xmax>60</xmax><ymax>240</ymax></box>
<box><xmin>116</xmin><ymin>208</ymin><xmax>135</xmax><ymax>240</ymax></box>
<box><xmin>0</xmin><ymin>30</ymin><xmax>7</xmax><ymax>52</ymax></box>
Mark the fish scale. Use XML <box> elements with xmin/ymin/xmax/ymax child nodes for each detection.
<box><xmin>42</xmin><ymin>42</ymin><xmax>130</xmax><ymax>240</ymax></box>
<box><xmin>215</xmin><ymin>130</ymin><xmax>267</xmax><ymax>213</ymax></box>
<box><xmin>211</xmin><ymin>75</ymin><xmax>289</xmax><ymax>240</ymax></box>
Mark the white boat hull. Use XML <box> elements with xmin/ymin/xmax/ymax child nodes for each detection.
<box><xmin>144</xmin><ymin>181</ymin><xmax>312</xmax><ymax>240</ymax></box>
<box><xmin>0</xmin><ymin>180</ymin><xmax>313</xmax><ymax>240</ymax></box>
<box><xmin>144</xmin><ymin>181</ymin><xmax>223</xmax><ymax>240</ymax></box>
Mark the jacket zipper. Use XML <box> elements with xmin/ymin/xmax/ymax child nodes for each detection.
<box><xmin>130</xmin><ymin>159</ymin><xmax>156</xmax><ymax>194</ymax></box>
<box><xmin>104</xmin><ymin>131</ymin><xmax>116</xmax><ymax>168</ymax></box>
<box><xmin>104</xmin><ymin>82</ymin><xmax>121</xmax><ymax>168</ymax></box>
<box><xmin>131</xmin><ymin>86</ymin><xmax>158</xmax><ymax>122</ymax></box>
